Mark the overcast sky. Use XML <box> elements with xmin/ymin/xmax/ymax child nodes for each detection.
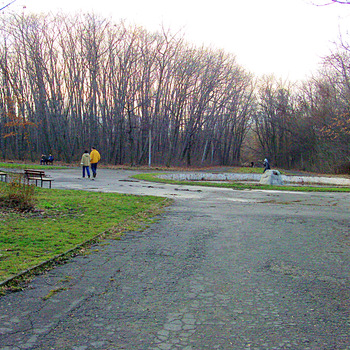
<box><xmin>3</xmin><ymin>0</ymin><xmax>350</xmax><ymax>81</ymax></box>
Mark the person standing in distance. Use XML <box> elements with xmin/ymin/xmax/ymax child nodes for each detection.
<box><xmin>90</xmin><ymin>146</ymin><xmax>101</xmax><ymax>179</ymax></box>
<box><xmin>263</xmin><ymin>158</ymin><xmax>270</xmax><ymax>173</ymax></box>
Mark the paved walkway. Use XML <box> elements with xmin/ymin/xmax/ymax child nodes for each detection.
<box><xmin>0</xmin><ymin>168</ymin><xmax>349</xmax><ymax>349</ymax></box>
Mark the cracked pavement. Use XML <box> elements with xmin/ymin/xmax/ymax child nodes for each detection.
<box><xmin>0</xmin><ymin>168</ymin><xmax>349</xmax><ymax>349</ymax></box>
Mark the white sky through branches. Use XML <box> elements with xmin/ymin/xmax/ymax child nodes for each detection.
<box><xmin>3</xmin><ymin>0</ymin><xmax>350</xmax><ymax>81</ymax></box>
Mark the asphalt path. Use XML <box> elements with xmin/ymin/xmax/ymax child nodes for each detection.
<box><xmin>0</xmin><ymin>168</ymin><xmax>349</xmax><ymax>349</ymax></box>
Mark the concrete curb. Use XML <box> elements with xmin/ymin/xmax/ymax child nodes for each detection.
<box><xmin>0</xmin><ymin>230</ymin><xmax>110</xmax><ymax>289</ymax></box>
<box><xmin>158</xmin><ymin>172</ymin><xmax>350</xmax><ymax>186</ymax></box>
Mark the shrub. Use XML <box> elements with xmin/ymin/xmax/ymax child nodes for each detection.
<box><xmin>0</xmin><ymin>174</ymin><xmax>36</xmax><ymax>211</ymax></box>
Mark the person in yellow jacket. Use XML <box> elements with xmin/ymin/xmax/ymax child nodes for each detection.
<box><xmin>90</xmin><ymin>147</ymin><xmax>101</xmax><ymax>179</ymax></box>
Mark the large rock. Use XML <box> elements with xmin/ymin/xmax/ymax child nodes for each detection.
<box><xmin>259</xmin><ymin>169</ymin><xmax>284</xmax><ymax>185</ymax></box>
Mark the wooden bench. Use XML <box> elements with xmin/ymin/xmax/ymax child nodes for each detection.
<box><xmin>0</xmin><ymin>171</ymin><xmax>7</xmax><ymax>182</ymax></box>
<box><xmin>24</xmin><ymin>169</ymin><xmax>54</xmax><ymax>188</ymax></box>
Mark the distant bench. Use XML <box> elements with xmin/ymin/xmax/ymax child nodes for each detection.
<box><xmin>24</xmin><ymin>169</ymin><xmax>54</xmax><ymax>188</ymax></box>
<box><xmin>0</xmin><ymin>171</ymin><xmax>7</xmax><ymax>182</ymax></box>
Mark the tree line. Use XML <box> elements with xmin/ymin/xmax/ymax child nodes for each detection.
<box><xmin>0</xmin><ymin>13</ymin><xmax>349</xmax><ymax>173</ymax></box>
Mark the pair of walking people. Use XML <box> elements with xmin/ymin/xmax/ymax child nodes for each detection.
<box><xmin>81</xmin><ymin>147</ymin><xmax>101</xmax><ymax>179</ymax></box>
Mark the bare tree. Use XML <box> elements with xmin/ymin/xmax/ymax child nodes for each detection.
<box><xmin>308</xmin><ymin>51</ymin><xmax>350</xmax><ymax>172</ymax></box>
<box><xmin>0</xmin><ymin>12</ymin><xmax>297</xmax><ymax>169</ymax></box>
<box><xmin>252</xmin><ymin>77</ymin><xmax>303</xmax><ymax>168</ymax></box>
<box><xmin>312</xmin><ymin>0</ymin><xmax>350</xmax><ymax>5</ymax></box>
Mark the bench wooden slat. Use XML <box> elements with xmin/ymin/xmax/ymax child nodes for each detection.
<box><xmin>24</xmin><ymin>169</ymin><xmax>53</xmax><ymax>188</ymax></box>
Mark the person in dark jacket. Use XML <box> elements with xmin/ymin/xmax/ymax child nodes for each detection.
<box><xmin>47</xmin><ymin>154</ymin><xmax>54</xmax><ymax>164</ymax></box>
<box><xmin>263</xmin><ymin>158</ymin><xmax>270</xmax><ymax>173</ymax></box>
<box><xmin>40</xmin><ymin>154</ymin><xmax>47</xmax><ymax>165</ymax></box>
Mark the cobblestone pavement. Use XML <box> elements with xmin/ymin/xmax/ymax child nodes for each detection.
<box><xmin>0</xmin><ymin>168</ymin><xmax>349</xmax><ymax>349</ymax></box>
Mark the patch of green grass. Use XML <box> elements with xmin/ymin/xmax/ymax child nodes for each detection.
<box><xmin>0</xmin><ymin>162</ymin><xmax>66</xmax><ymax>170</ymax></box>
<box><xmin>220</xmin><ymin>166</ymin><xmax>266</xmax><ymax>174</ymax></box>
<box><xmin>42</xmin><ymin>286</ymin><xmax>68</xmax><ymax>300</ymax></box>
<box><xmin>133</xmin><ymin>173</ymin><xmax>350</xmax><ymax>192</ymax></box>
<box><xmin>0</xmin><ymin>184</ymin><xmax>170</xmax><ymax>284</ymax></box>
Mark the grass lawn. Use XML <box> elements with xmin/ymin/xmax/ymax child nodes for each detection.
<box><xmin>133</xmin><ymin>173</ymin><xmax>350</xmax><ymax>192</ymax></box>
<box><xmin>0</xmin><ymin>184</ymin><xmax>170</xmax><ymax>287</ymax></box>
<box><xmin>0</xmin><ymin>162</ymin><xmax>66</xmax><ymax>170</ymax></box>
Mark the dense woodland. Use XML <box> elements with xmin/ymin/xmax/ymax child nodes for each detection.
<box><xmin>0</xmin><ymin>13</ymin><xmax>349</xmax><ymax>173</ymax></box>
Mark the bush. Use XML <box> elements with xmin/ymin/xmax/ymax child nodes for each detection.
<box><xmin>0</xmin><ymin>174</ymin><xmax>36</xmax><ymax>211</ymax></box>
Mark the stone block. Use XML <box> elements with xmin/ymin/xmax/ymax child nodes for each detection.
<box><xmin>259</xmin><ymin>170</ymin><xmax>284</xmax><ymax>185</ymax></box>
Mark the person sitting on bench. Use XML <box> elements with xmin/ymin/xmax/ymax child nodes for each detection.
<box><xmin>40</xmin><ymin>154</ymin><xmax>48</xmax><ymax>165</ymax></box>
<box><xmin>47</xmin><ymin>154</ymin><xmax>54</xmax><ymax>164</ymax></box>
